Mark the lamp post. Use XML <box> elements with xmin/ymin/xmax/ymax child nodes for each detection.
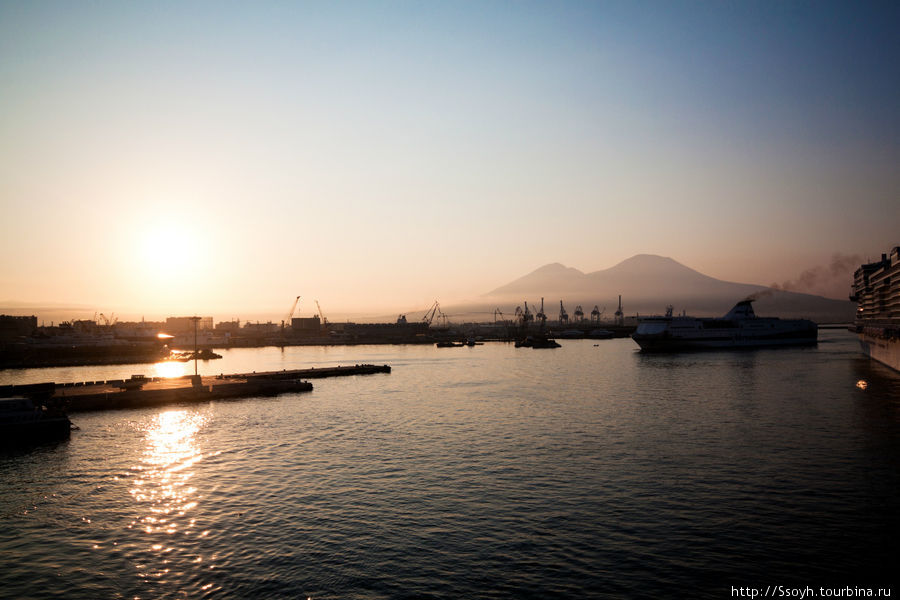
<box><xmin>189</xmin><ymin>316</ymin><xmax>201</xmax><ymax>377</ymax></box>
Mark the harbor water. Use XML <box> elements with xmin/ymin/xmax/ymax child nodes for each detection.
<box><xmin>1</xmin><ymin>330</ymin><xmax>898</xmax><ymax>598</ymax></box>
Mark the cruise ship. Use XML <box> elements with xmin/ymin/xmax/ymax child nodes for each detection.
<box><xmin>850</xmin><ymin>246</ymin><xmax>900</xmax><ymax>372</ymax></box>
<box><xmin>632</xmin><ymin>300</ymin><xmax>818</xmax><ymax>352</ymax></box>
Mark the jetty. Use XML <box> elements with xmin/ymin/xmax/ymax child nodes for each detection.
<box><xmin>0</xmin><ymin>364</ymin><xmax>391</xmax><ymax>413</ymax></box>
<box><xmin>234</xmin><ymin>364</ymin><xmax>391</xmax><ymax>380</ymax></box>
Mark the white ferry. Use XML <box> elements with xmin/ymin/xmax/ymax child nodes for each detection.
<box><xmin>632</xmin><ymin>300</ymin><xmax>817</xmax><ymax>352</ymax></box>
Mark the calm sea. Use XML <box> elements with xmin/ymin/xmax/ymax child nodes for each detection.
<box><xmin>1</xmin><ymin>330</ymin><xmax>898</xmax><ymax>599</ymax></box>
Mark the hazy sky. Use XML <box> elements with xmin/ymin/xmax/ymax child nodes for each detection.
<box><xmin>1</xmin><ymin>1</ymin><xmax>897</xmax><ymax>318</ymax></box>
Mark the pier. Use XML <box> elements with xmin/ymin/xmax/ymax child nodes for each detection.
<box><xmin>234</xmin><ymin>364</ymin><xmax>391</xmax><ymax>380</ymax></box>
<box><xmin>0</xmin><ymin>364</ymin><xmax>392</xmax><ymax>413</ymax></box>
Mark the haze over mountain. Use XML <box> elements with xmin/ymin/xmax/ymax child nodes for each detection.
<box><xmin>481</xmin><ymin>254</ymin><xmax>854</xmax><ymax>322</ymax></box>
<box><xmin>3</xmin><ymin>254</ymin><xmax>856</xmax><ymax>326</ymax></box>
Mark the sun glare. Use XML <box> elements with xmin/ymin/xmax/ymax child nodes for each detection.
<box><xmin>135</xmin><ymin>224</ymin><xmax>204</xmax><ymax>285</ymax></box>
<box><xmin>113</xmin><ymin>215</ymin><xmax>219</xmax><ymax>311</ymax></box>
<box><xmin>140</xmin><ymin>226</ymin><xmax>191</xmax><ymax>275</ymax></box>
<box><xmin>154</xmin><ymin>360</ymin><xmax>188</xmax><ymax>379</ymax></box>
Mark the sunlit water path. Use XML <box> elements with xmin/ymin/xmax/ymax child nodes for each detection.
<box><xmin>2</xmin><ymin>331</ymin><xmax>898</xmax><ymax>598</ymax></box>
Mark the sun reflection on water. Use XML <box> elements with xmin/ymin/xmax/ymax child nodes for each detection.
<box><xmin>153</xmin><ymin>360</ymin><xmax>189</xmax><ymax>379</ymax></box>
<box><xmin>131</xmin><ymin>411</ymin><xmax>206</xmax><ymax>531</ymax></box>
<box><xmin>129</xmin><ymin>409</ymin><xmax>210</xmax><ymax>585</ymax></box>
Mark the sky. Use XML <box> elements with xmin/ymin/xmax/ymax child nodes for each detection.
<box><xmin>1</xmin><ymin>1</ymin><xmax>898</xmax><ymax>320</ymax></box>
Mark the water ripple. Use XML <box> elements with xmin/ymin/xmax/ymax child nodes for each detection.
<box><xmin>1</xmin><ymin>333</ymin><xmax>899</xmax><ymax>597</ymax></box>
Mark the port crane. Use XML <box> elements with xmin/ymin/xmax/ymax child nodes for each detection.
<box><xmin>558</xmin><ymin>301</ymin><xmax>569</xmax><ymax>326</ymax></box>
<box><xmin>574</xmin><ymin>305</ymin><xmax>584</xmax><ymax>322</ymax></box>
<box><xmin>315</xmin><ymin>300</ymin><xmax>328</xmax><ymax>326</ymax></box>
<box><xmin>421</xmin><ymin>300</ymin><xmax>448</xmax><ymax>327</ymax></box>
<box><xmin>535</xmin><ymin>298</ymin><xmax>547</xmax><ymax>327</ymax></box>
<box><xmin>282</xmin><ymin>295</ymin><xmax>300</xmax><ymax>329</ymax></box>
<box><xmin>515</xmin><ymin>304</ymin><xmax>532</xmax><ymax>326</ymax></box>
<box><xmin>591</xmin><ymin>305</ymin><xmax>604</xmax><ymax>324</ymax></box>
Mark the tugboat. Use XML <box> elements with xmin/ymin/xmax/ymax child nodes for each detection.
<box><xmin>515</xmin><ymin>298</ymin><xmax>561</xmax><ymax>349</ymax></box>
<box><xmin>632</xmin><ymin>300</ymin><xmax>817</xmax><ymax>352</ymax></box>
<box><xmin>168</xmin><ymin>349</ymin><xmax>222</xmax><ymax>361</ymax></box>
<box><xmin>515</xmin><ymin>335</ymin><xmax>561</xmax><ymax>349</ymax></box>
<box><xmin>436</xmin><ymin>341</ymin><xmax>464</xmax><ymax>348</ymax></box>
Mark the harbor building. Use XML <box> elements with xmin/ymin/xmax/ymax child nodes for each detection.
<box><xmin>165</xmin><ymin>316</ymin><xmax>214</xmax><ymax>333</ymax></box>
<box><xmin>0</xmin><ymin>315</ymin><xmax>37</xmax><ymax>341</ymax></box>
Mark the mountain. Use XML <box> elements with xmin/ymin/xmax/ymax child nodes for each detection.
<box><xmin>483</xmin><ymin>254</ymin><xmax>854</xmax><ymax>322</ymax></box>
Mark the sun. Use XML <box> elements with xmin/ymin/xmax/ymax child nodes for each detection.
<box><xmin>137</xmin><ymin>224</ymin><xmax>201</xmax><ymax>282</ymax></box>
<box><xmin>113</xmin><ymin>215</ymin><xmax>220</xmax><ymax>312</ymax></box>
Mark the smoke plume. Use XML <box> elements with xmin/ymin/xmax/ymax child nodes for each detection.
<box><xmin>770</xmin><ymin>253</ymin><xmax>861</xmax><ymax>299</ymax></box>
<box><xmin>744</xmin><ymin>289</ymin><xmax>775</xmax><ymax>301</ymax></box>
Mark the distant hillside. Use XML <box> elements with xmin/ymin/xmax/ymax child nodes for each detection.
<box><xmin>482</xmin><ymin>254</ymin><xmax>854</xmax><ymax>322</ymax></box>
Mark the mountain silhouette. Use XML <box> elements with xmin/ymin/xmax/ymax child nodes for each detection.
<box><xmin>484</xmin><ymin>254</ymin><xmax>853</xmax><ymax>322</ymax></box>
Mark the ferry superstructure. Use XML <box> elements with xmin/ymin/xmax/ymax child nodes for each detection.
<box><xmin>632</xmin><ymin>300</ymin><xmax>817</xmax><ymax>352</ymax></box>
<box><xmin>850</xmin><ymin>246</ymin><xmax>900</xmax><ymax>372</ymax></box>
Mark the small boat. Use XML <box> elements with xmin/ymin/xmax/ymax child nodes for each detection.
<box><xmin>0</xmin><ymin>397</ymin><xmax>72</xmax><ymax>447</ymax></box>
<box><xmin>515</xmin><ymin>335</ymin><xmax>561</xmax><ymax>349</ymax></box>
<box><xmin>167</xmin><ymin>349</ymin><xmax>223</xmax><ymax>361</ymax></box>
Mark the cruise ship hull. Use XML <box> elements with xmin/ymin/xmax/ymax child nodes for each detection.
<box><xmin>857</xmin><ymin>330</ymin><xmax>900</xmax><ymax>373</ymax></box>
<box><xmin>851</xmin><ymin>247</ymin><xmax>900</xmax><ymax>373</ymax></box>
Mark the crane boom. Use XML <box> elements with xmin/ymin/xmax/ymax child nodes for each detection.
<box><xmin>422</xmin><ymin>300</ymin><xmax>441</xmax><ymax>325</ymax></box>
<box><xmin>284</xmin><ymin>295</ymin><xmax>300</xmax><ymax>328</ymax></box>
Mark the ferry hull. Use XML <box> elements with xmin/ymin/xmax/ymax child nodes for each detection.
<box><xmin>633</xmin><ymin>334</ymin><xmax>818</xmax><ymax>352</ymax></box>
<box><xmin>631</xmin><ymin>300</ymin><xmax>818</xmax><ymax>353</ymax></box>
<box><xmin>857</xmin><ymin>332</ymin><xmax>900</xmax><ymax>373</ymax></box>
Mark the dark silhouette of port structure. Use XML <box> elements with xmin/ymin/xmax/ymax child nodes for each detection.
<box><xmin>1</xmin><ymin>365</ymin><xmax>391</xmax><ymax>412</ymax></box>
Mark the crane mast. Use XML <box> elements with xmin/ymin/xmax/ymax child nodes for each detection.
<box><xmin>315</xmin><ymin>300</ymin><xmax>327</xmax><ymax>326</ymax></box>
<box><xmin>283</xmin><ymin>295</ymin><xmax>300</xmax><ymax>329</ymax></box>
<box><xmin>422</xmin><ymin>300</ymin><xmax>442</xmax><ymax>325</ymax></box>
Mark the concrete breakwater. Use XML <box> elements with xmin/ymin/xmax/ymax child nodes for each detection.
<box><xmin>58</xmin><ymin>377</ymin><xmax>314</xmax><ymax>412</ymax></box>
<box><xmin>235</xmin><ymin>364</ymin><xmax>392</xmax><ymax>380</ymax></box>
<box><xmin>1</xmin><ymin>364</ymin><xmax>392</xmax><ymax>413</ymax></box>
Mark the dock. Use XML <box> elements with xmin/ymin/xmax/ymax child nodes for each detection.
<box><xmin>1</xmin><ymin>364</ymin><xmax>391</xmax><ymax>413</ymax></box>
<box><xmin>233</xmin><ymin>364</ymin><xmax>391</xmax><ymax>380</ymax></box>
